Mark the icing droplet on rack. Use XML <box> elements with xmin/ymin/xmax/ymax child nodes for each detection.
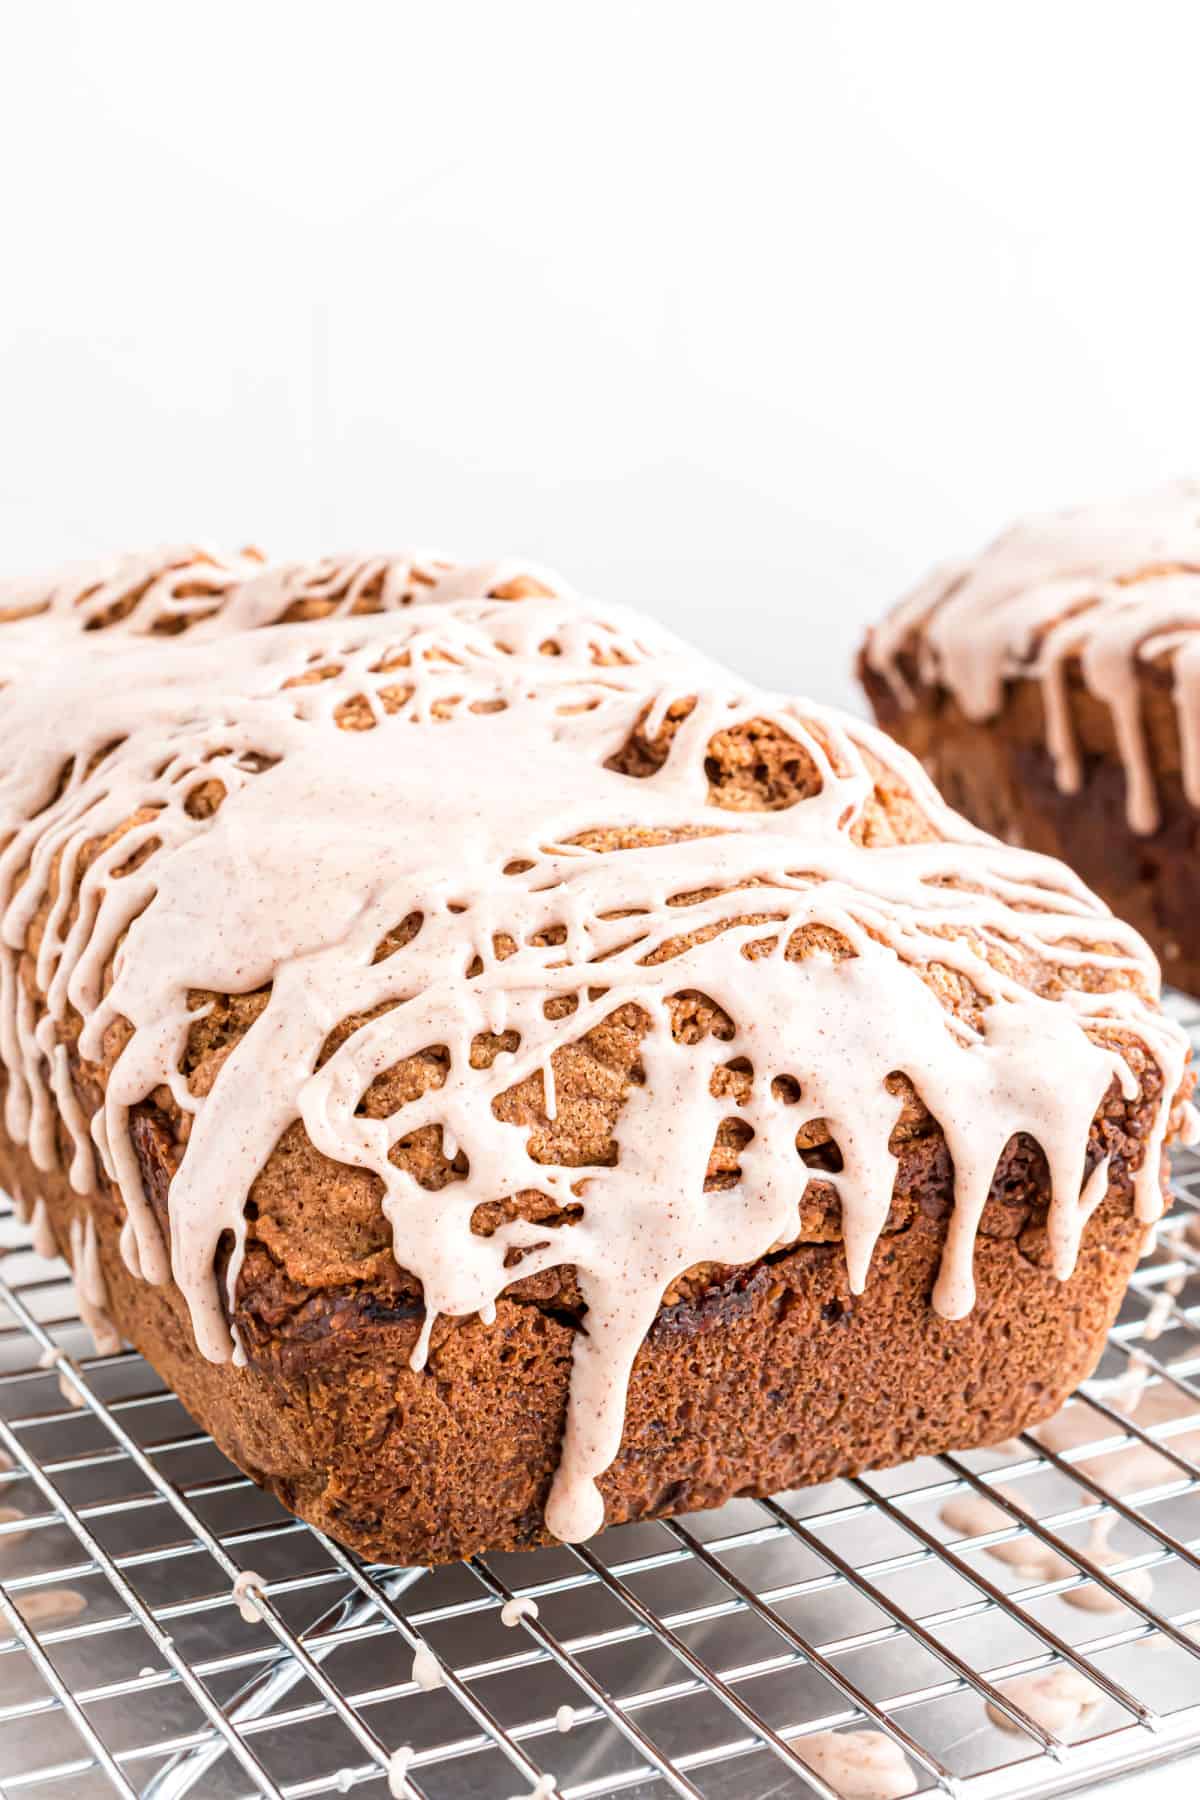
<box><xmin>16</xmin><ymin>1587</ymin><xmax>87</xmax><ymax>1625</ymax></box>
<box><xmin>232</xmin><ymin>1570</ymin><xmax>266</xmax><ymax>1623</ymax></box>
<box><xmin>500</xmin><ymin>1596</ymin><xmax>539</xmax><ymax>1627</ymax></box>
<box><xmin>940</xmin><ymin>1485</ymin><xmax>1072</xmax><ymax>1581</ymax></box>
<box><xmin>505</xmin><ymin>1778</ymin><xmax>556</xmax><ymax>1800</ymax></box>
<box><xmin>987</xmin><ymin>1666</ymin><xmax>1102</xmax><ymax>1735</ymax></box>
<box><xmin>797</xmin><ymin>1729</ymin><xmax>916</xmax><ymax>1799</ymax></box>
<box><xmin>411</xmin><ymin>1646</ymin><xmax>444</xmax><ymax>1691</ymax></box>
<box><xmin>0</xmin><ymin>1506</ymin><xmax>29</xmax><ymax>1551</ymax></box>
<box><xmin>387</xmin><ymin>1747</ymin><xmax>414</xmax><ymax>1797</ymax></box>
<box><xmin>1061</xmin><ymin>1515</ymin><xmax>1154</xmax><ymax>1613</ymax></box>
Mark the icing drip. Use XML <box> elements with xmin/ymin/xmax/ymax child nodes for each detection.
<box><xmin>797</xmin><ymin>1730</ymin><xmax>916</xmax><ymax>1800</ymax></box>
<box><xmin>39</xmin><ymin>1343</ymin><xmax>83</xmax><ymax>1409</ymax></box>
<box><xmin>986</xmin><ymin>1666</ymin><xmax>1101</xmax><ymax>1736</ymax></box>
<box><xmin>0</xmin><ymin>548</ymin><xmax>1193</xmax><ymax>1545</ymax></box>
<box><xmin>866</xmin><ymin>482</ymin><xmax>1200</xmax><ymax>833</ymax></box>
<box><xmin>554</xmin><ymin>1705</ymin><xmax>575</xmax><ymax>1733</ymax></box>
<box><xmin>29</xmin><ymin>1198</ymin><xmax>58</xmax><ymax>1262</ymax></box>
<box><xmin>500</xmin><ymin>1596</ymin><xmax>539</xmax><ymax>1627</ymax></box>
<box><xmin>67</xmin><ymin>1212</ymin><xmax>120</xmax><ymax>1356</ymax></box>
<box><xmin>1141</xmin><ymin>1276</ymin><xmax>1184</xmax><ymax>1342</ymax></box>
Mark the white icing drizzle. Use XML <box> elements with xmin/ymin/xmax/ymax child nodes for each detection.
<box><xmin>987</xmin><ymin>1666</ymin><xmax>1102</xmax><ymax>1736</ymax></box>
<box><xmin>0</xmin><ymin>546</ymin><xmax>256</xmax><ymax>642</ymax></box>
<box><xmin>500</xmin><ymin>1596</ymin><xmax>539</xmax><ymax>1627</ymax></box>
<box><xmin>554</xmin><ymin>1705</ymin><xmax>575</xmax><ymax>1733</ymax></box>
<box><xmin>411</xmin><ymin>1645</ymin><xmax>444</xmax><ymax>1692</ymax></box>
<box><xmin>866</xmin><ymin>482</ymin><xmax>1200</xmax><ymax>832</ymax></box>
<box><xmin>193</xmin><ymin>550</ymin><xmax>571</xmax><ymax>640</ymax></box>
<box><xmin>797</xmin><ymin>1730</ymin><xmax>916</xmax><ymax>1800</ymax></box>
<box><xmin>0</xmin><ymin>542</ymin><xmax>570</xmax><ymax>657</ymax></box>
<box><xmin>0</xmin><ymin>549</ymin><xmax>1193</xmax><ymax>1544</ymax></box>
<box><xmin>232</xmin><ymin>1569</ymin><xmax>266</xmax><ymax>1623</ymax></box>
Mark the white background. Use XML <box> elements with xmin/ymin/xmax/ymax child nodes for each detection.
<box><xmin>2</xmin><ymin>2</ymin><xmax>1199</xmax><ymax>711</ymax></box>
<box><xmin>1</xmin><ymin>17</ymin><xmax>1197</xmax><ymax>1797</ymax></box>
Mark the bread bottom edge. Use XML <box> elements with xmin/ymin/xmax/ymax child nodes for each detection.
<box><xmin>0</xmin><ymin>1126</ymin><xmax>1146</xmax><ymax>1566</ymax></box>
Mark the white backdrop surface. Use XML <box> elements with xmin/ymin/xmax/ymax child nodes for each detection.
<box><xmin>2</xmin><ymin>2</ymin><xmax>1198</xmax><ymax>710</ymax></box>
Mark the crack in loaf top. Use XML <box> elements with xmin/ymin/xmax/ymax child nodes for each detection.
<box><xmin>0</xmin><ymin>543</ymin><xmax>1194</xmax><ymax>1542</ymax></box>
<box><xmin>864</xmin><ymin>481</ymin><xmax>1200</xmax><ymax>834</ymax></box>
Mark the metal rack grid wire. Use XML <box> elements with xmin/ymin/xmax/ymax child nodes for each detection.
<box><xmin>2</xmin><ymin>1004</ymin><xmax>1200</xmax><ymax>1799</ymax></box>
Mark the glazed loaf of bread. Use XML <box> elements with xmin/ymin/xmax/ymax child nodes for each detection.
<box><xmin>0</xmin><ymin>545</ymin><xmax>1194</xmax><ymax>1564</ymax></box>
<box><xmin>861</xmin><ymin>482</ymin><xmax>1200</xmax><ymax>994</ymax></box>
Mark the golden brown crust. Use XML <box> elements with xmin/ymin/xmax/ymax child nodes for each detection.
<box><xmin>1</xmin><ymin>1115</ymin><xmax>1150</xmax><ymax>1564</ymax></box>
<box><xmin>5</xmin><ymin>626</ymin><xmax>1186</xmax><ymax>1563</ymax></box>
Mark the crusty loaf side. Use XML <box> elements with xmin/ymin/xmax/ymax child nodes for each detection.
<box><xmin>0</xmin><ymin>1105</ymin><xmax>1153</xmax><ymax>1563</ymax></box>
<box><xmin>1</xmin><ymin>543</ymin><xmax>1194</xmax><ymax>1563</ymax></box>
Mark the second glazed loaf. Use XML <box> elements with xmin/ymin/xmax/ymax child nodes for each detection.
<box><xmin>861</xmin><ymin>482</ymin><xmax>1200</xmax><ymax>993</ymax></box>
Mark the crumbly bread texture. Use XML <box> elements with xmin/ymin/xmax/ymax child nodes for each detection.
<box><xmin>861</xmin><ymin>482</ymin><xmax>1200</xmax><ymax>993</ymax></box>
<box><xmin>0</xmin><ymin>544</ymin><xmax>1193</xmax><ymax>1563</ymax></box>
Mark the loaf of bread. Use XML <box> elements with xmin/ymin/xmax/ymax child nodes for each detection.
<box><xmin>1</xmin><ymin>544</ymin><xmax>1194</xmax><ymax>1564</ymax></box>
<box><xmin>861</xmin><ymin>482</ymin><xmax>1200</xmax><ymax>993</ymax></box>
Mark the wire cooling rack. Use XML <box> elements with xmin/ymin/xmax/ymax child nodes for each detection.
<box><xmin>3</xmin><ymin>1003</ymin><xmax>1200</xmax><ymax>1800</ymax></box>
